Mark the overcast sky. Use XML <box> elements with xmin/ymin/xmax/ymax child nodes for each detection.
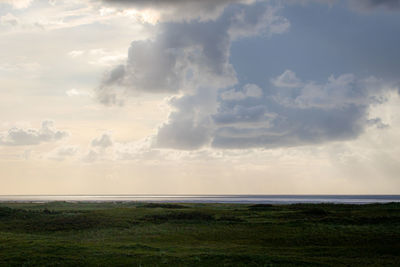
<box><xmin>0</xmin><ymin>0</ymin><xmax>399</xmax><ymax>194</ymax></box>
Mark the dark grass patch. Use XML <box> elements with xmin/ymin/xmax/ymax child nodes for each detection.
<box><xmin>0</xmin><ymin>207</ymin><xmax>139</xmax><ymax>232</ymax></box>
<box><xmin>0</xmin><ymin>207</ymin><xmax>18</xmax><ymax>218</ymax></box>
<box><xmin>117</xmin><ymin>243</ymin><xmax>160</xmax><ymax>251</ymax></box>
<box><xmin>140</xmin><ymin>203</ymin><xmax>188</xmax><ymax>209</ymax></box>
<box><xmin>216</xmin><ymin>215</ymin><xmax>244</xmax><ymax>222</ymax></box>
<box><xmin>26</xmin><ymin>214</ymin><xmax>101</xmax><ymax>231</ymax></box>
<box><xmin>0</xmin><ymin>206</ymin><xmax>62</xmax><ymax>218</ymax></box>
<box><xmin>248</xmin><ymin>204</ymin><xmax>274</xmax><ymax>210</ymax></box>
<box><xmin>144</xmin><ymin>211</ymin><xmax>215</xmax><ymax>223</ymax></box>
<box><xmin>301</xmin><ymin>207</ymin><xmax>331</xmax><ymax>217</ymax></box>
<box><xmin>319</xmin><ymin>215</ymin><xmax>400</xmax><ymax>225</ymax></box>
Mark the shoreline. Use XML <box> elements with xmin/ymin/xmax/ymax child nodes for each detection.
<box><xmin>0</xmin><ymin>194</ymin><xmax>399</xmax><ymax>204</ymax></box>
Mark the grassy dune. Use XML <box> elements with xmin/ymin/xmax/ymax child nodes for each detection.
<box><xmin>0</xmin><ymin>202</ymin><xmax>399</xmax><ymax>266</ymax></box>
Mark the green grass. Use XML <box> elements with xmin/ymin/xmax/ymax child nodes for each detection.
<box><xmin>0</xmin><ymin>201</ymin><xmax>399</xmax><ymax>266</ymax></box>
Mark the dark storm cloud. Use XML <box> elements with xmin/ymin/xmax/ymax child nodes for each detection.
<box><xmin>286</xmin><ymin>0</ymin><xmax>400</xmax><ymax>10</ymax></box>
<box><xmin>95</xmin><ymin>0</ymin><xmax>397</xmax><ymax>150</ymax></box>
<box><xmin>96</xmin><ymin>15</ymin><xmax>234</xmax><ymax>104</ymax></box>
<box><xmin>96</xmin><ymin>1</ymin><xmax>288</xmax><ymax>105</ymax></box>
<box><xmin>155</xmin><ymin>88</ymin><xmax>217</xmax><ymax>150</ymax></box>
<box><xmin>350</xmin><ymin>0</ymin><xmax>400</xmax><ymax>10</ymax></box>
<box><xmin>212</xmin><ymin>101</ymin><xmax>367</xmax><ymax>149</ymax></box>
<box><xmin>211</xmin><ymin>73</ymin><xmax>390</xmax><ymax>149</ymax></box>
<box><xmin>97</xmin><ymin>64</ymin><xmax>126</xmax><ymax>106</ymax></box>
<box><xmin>213</xmin><ymin>105</ymin><xmax>268</xmax><ymax>125</ymax></box>
<box><xmin>155</xmin><ymin>72</ymin><xmax>393</xmax><ymax>150</ymax></box>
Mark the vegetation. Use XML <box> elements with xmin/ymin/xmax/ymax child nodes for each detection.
<box><xmin>0</xmin><ymin>201</ymin><xmax>399</xmax><ymax>266</ymax></box>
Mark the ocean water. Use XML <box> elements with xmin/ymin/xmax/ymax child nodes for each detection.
<box><xmin>0</xmin><ymin>195</ymin><xmax>399</xmax><ymax>204</ymax></box>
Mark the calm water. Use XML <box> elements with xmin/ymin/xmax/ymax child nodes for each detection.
<box><xmin>0</xmin><ymin>195</ymin><xmax>399</xmax><ymax>204</ymax></box>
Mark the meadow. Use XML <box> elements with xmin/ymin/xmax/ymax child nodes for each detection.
<box><xmin>0</xmin><ymin>201</ymin><xmax>399</xmax><ymax>266</ymax></box>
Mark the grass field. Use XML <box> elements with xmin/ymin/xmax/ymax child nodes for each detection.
<box><xmin>0</xmin><ymin>201</ymin><xmax>399</xmax><ymax>266</ymax></box>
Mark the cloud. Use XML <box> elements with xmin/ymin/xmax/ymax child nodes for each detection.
<box><xmin>68</xmin><ymin>50</ymin><xmax>85</xmax><ymax>58</ymax></box>
<box><xmin>0</xmin><ymin>1</ymin><xmax>158</xmax><ymax>33</ymax></box>
<box><xmin>0</xmin><ymin>62</ymin><xmax>42</xmax><ymax>79</ymax></box>
<box><xmin>99</xmin><ymin>0</ymin><xmax>257</xmax><ymax>22</ymax></box>
<box><xmin>153</xmin><ymin>71</ymin><xmax>395</xmax><ymax>150</ymax></box>
<box><xmin>271</xmin><ymin>70</ymin><xmax>302</xmax><ymax>88</ymax></box>
<box><xmin>213</xmin><ymin>105</ymin><xmax>270</xmax><ymax>126</ymax></box>
<box><xmin>82</xmin><ymin>132</ymin><xmax>163</xmax><ymax>163</ymax></box>
<box><xmin>91</xmin><ymin>133</ymin><xmax>113</xmax><ymax>148</ymax></box>
<box><xmin>68</xmin><ymin>49</ymin><xmax>127</xmax><ymax>66</ymax></box>
<box><xmin>88</xmin><ymin>49</ymin><xmax>126</xmax><ymax>66</ymax></box>
<box><xmin>97</xmin><ymin>64</ymin><xmax>126</xmax><ymax>105</ymax></box>
<box><xmin>82</xmin><ymin>133</ymin><xmax>114</xmax><ymax>162</ymax></box>
<box><xmin>96</xmin><ymin>20</ymin><xmax>235</xmax><ymax>103</ymax></box>
<box><xmin>220</xmin><ymin>84</ymin><xmax>263</xmax><ymax>101</ymax></box>
<box><xmin>47</xmin><ymin>145</ymin><xmax>79</xmax><ymax>161</ymax></box>
<box><xmin>114</xmin><ymin>137</ymin><xmax>162</xmax><ymax>161</ymax></box>
<box><xmin>96</xmin><ymin>1</ymin><xmax>289</xmax><ymax>105</ymax></box>
<box><xmin>66</xmin><ymin>88</ymin><xmax>92</xmax><ymax>97</ymax></box>
<box><xmin>82</xmin><ymin>149</ymin><xmax>100</xmax><ymax>163</ymax></box>
<box><xmin>0</xmin><ymin>121</ymin><xmax>68</xmax><ymax>146</ymax></box>
<box><xmin>211</xmin><ymin>72</ymin><xmax>392</xmax><ymax>149</ymax></box>
<box><xmin>21</xmin><ymin>149</ymin><xmax>32</xmax><ymax>160</ymax></box>
<box><xmin>94</xmin><ymin>0</ymin><xmax>397</xmax><ymax>151</ymax></box>
<box><xmin>286</xmin><ymin>0</ymin><xmax>400</xmax><ymax>11</ymax></box>
<box><xmin>0</xmin><ymin>13</ymin><xmax>19</xmax><ymax>26</ymax></box>
<box><xmin>0</xmin><ymin>0</ymin><xmax>32</xmax><ymax>9</ymax></box>
<box><xmin>349</xmin><ymin>0</ymin><xmax>400</xmax><ymax>11</ymax></box>
<box><xmin>156</xmin><ymin>88</ymin><xmax>218</xmax><ymax>150</ymax></box>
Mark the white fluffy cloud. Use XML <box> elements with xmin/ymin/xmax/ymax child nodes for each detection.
<box><xmin>0</xmin><ymin>121</ymin><xmax>68</xmax><ymax>146</ymax></box>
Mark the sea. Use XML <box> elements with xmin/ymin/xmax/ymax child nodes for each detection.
<box><xmin>0</xmin><ymin>195</ymin><xmax>399</xmax><ymax>204</ymax></box>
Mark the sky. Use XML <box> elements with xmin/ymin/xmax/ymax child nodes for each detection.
<box><xmin>0</xmin><ymin>0</ymin><xmax>399</xmax><ymax>195</ymax></box>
